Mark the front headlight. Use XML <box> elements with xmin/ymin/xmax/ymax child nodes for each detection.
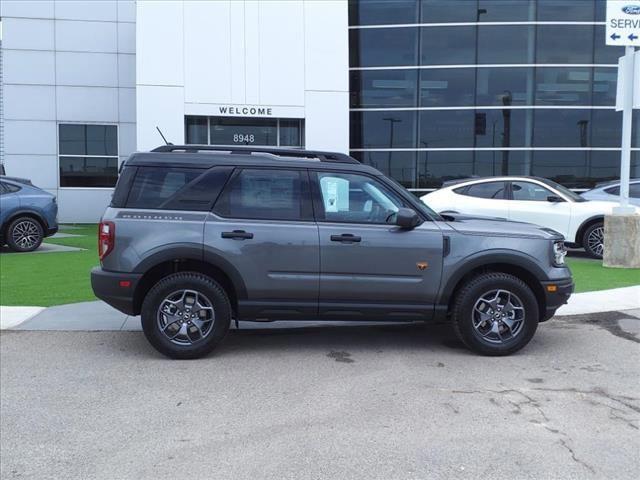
<box><xmin>553</xmin><ymin>240</ymin><xmax>567</xmax><ymax>266</ymax></box>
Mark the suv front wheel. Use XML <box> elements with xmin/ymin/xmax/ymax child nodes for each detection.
<box><xmin>141</xmin><ymin>272</ymin><xmax>232</xmax><ymax>359</ymax></box>
<box><xmin>451</xmin><ymin>272</ymin><xmax>539</xmax><ymax>356</ymax></box>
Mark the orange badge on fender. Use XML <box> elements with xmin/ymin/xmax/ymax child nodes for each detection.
<box><xmin>417</xmin><ymin>262</ymin><xmax>428</xmax><ymax>271</ymax></box>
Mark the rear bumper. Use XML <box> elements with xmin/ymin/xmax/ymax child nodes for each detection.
<box><xmin>45</xmin><ymin>225</ymin><xmax>58</xmax><ymax>236</ymax></box>
<box><xmin>541</xmin><ymin>278</ymin><xmax>574</xmax><ymax>321</ymax></box>
<box><xmin>91</xmin><ymin>267</ymin><xmax>142</xmax><ymax>316</ymax></box>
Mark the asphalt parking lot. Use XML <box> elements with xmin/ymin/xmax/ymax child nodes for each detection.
<box><xmin>1</xmin><ymin>311</ymin><xmax>639</xmax><ymax>480</ymax></box>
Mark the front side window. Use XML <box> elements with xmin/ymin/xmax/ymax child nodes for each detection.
<box><xmin>58</xmin><ymin>124</ymin><xmax>118</xmax><ymax>187</ymax></box>
<box><xmin>511</xmin><ymin>181</ymin><xmax>554</xmax><ymax>201</ymax></box>
<box><xmin>214</xmin><ymin>169</ymin><xmax>310</xmax><ymax>221</ymax></box>
<box><xmin>458</xmin><ymin>181</ymin><xmax>508</xmax><ymax>199</ymax></box>
<box><xmin>315</xmin><ymin>172</ymin><xmax>403</xmax><ymax>224</ymax></box>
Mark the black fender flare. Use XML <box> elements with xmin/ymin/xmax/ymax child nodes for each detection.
<box><xmin>133</xmin><ymin>242</ymin><xmax>248</xmax><ymax>300</ymax></box>
<box><xmin>437</xmin><ymin>249</ymin><xmax>548</xmax><ymax>306</ymax></box>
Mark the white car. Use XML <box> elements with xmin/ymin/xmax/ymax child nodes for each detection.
<box><xmin>421</xmin><ymin>176</ymin><xmax>640</xmax><ymax>259</ymax></box>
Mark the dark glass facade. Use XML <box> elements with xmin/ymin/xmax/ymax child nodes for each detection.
<box><xmin>348</xmin><ymin>0</ymin><xmax>640</xmax><ymax>191</ymax></box>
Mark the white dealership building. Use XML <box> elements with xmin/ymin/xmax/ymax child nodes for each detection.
<box><xmin>1</xmin><ymin>0</ymin><xmax>637</xmax><ymax>222</ymax></box>
<box><xmin>0</xmin><ymin>0</ymin><xmax>348</xmax><ymax>221</ymax></box>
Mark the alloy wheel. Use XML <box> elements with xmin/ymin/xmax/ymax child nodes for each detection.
<box><xmin>472</xmin><ymin>289</ymin><xmax>525</xmax><ymax>344</ymax></box>
<box><xmin>157</xmin><ymin>289</ymin><xmax>215</xmax><ymax>345</ymax></box>
<box><xmin>11</xmin><ymin>220</ymin><xmax>41</xmax><ymax>250</ymax></box>
<box><xmin>587</xmin><ymin>226</ymin><xmax>605</xmax><ymax>257</ymax></box>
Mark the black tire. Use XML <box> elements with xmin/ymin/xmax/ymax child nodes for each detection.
<box><xmin>141</xmin><ymin>272</ymin><xmax>231</xmax><ymax>359</ymax></box>
<box><xmin>451</xmin><ymin>272</ymin><xmax>539</xmax><ymax>356</ymax></box>
<box><xmin>6</xmin><ymin>216</ymin><xmax>43</xmax><ymax>252</ymax></box>
<box><xmin>582</xmin><ymin>222</ymin><xmax>604</xmax><ymax>259</ymax></box>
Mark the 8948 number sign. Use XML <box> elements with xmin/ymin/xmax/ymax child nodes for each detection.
<box><xmin>233</xmin><ymin>134</ymin><xmax>255</xmax><ymax>143</ymax></box>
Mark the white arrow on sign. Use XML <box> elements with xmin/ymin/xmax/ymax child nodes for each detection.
<box><xmin>607</xmin><ymin>0</ymin><xmax>640</xmax><ymax>46</ymax></box>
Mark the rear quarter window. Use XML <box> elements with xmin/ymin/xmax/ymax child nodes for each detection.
<box><xmin>123</xmin><ymin>166</ymin><xmax>232</xmax><ymax>211</ymax></box>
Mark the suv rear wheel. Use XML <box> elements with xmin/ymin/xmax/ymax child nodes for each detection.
<box><xmin>141</xmin><ymin>272</ymin><xmax>232</xmax><ymax>359</ymax></box>
<box><xmin>451</xmin><ymin>272</ymin><xmax>539</xmax><ymax>356</ymax></box>
<box><xmin>6</xmin><ymin>216</ymin><xmax>43</xmax><ymax>252</ymax></box>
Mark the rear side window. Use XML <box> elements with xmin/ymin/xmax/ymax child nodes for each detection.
<box><xmin>213</xmin><ymin>168</ymin><xmax>311</xmax><ymax>221</ymax></box>
<box><xmin>0</xmin><ymin>182</ymin><xmax>21</xmax><ymax>194</ymax></box>
<box><xmin>125</xmin><ymin>167</ymin><xmax>232</xmax><ymax>211</ymax></box>
<box><xmin>456</xmin><ymin>181</ymin><xmax>507</xmax><ymax>199</ymax></box>
<box><xmin>606</xmin><ymin>184</ymin><xmax>640</xmax><ymax>198</ymax></box>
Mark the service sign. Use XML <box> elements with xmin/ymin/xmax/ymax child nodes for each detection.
<box><xmin>606</xmin><ymin>0</ymin><xmax>640</xmax><ymax>46</ymax></box>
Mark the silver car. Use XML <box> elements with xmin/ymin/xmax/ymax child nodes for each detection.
<box><xmin>581</xmin><ymin>179</ymin><xmax>640</xmax><ymax>207</ymax></box>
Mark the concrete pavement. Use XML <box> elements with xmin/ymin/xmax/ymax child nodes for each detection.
<box><xmin>1</xmin><ymin>310</ymin><xmax>639</xmax><ymax>479</ymax></box>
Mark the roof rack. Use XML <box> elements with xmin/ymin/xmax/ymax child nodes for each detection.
<box><xmin>150</xmin><ymin>145</ymin><xmax>359</xmax><ymax>164</ymax></box>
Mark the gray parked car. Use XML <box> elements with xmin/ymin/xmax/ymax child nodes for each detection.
<box><xmin>0</xmin><ymin>176</ymin><xmax>58</xmax><ymax>252</ymax></box>
<box><xmin>91</xmin><ymin>146</ymin><xmax>574</xmax><ymax>359</ymax></box>
<box><xmin>581</xmin><ymin>179</ymin><xmax>640</xmax><ymax>206</ymax></box>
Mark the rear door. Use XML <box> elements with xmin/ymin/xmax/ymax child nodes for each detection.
<box><xmin>452</xmin><ymin>181</ymin><xmax>509</xmax><ymax>218</ymax></box>
<box><xmin>508</xmin><ymin>180</ymin><xmax>571</xmax><ymax>236</ymax></box>
<box><xmin>311</xmin><ymin>170</ymin><xmax>443</xmax><ymax>321</ymax></box>
<box><xmin>204</xmin><ymin>167</ymin><xmax>319</xmax><ymax>319</ymax></box>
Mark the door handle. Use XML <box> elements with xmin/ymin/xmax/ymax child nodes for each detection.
<box><xmin>221</xmin><ymin>230</ymin><xmax>254</xmax><ymax>240</ymax></box>
<box><xmin>330</xmin><ymin>233</ymin><xmax>361</xmax><ymax>243</ymax></box>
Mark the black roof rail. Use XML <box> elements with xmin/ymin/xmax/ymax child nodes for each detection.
<box><xmin>150</xmin><ymin>144</ymin><xmax>359</xmax><ymax>164</ymax></box>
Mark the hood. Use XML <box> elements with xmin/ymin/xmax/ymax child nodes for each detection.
<box><xmin>577</xmin><ymin>199</ymin><xmax>640</xmax><ymax>213</ymax></box>
<box><xmin>440</xmin><ymin>213</ymin><xmax>563</xmax><ymax>240</ymax></box>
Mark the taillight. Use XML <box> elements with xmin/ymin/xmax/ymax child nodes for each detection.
<box><xmin>98</xmin><ymin>221</ymin><xmax>115</xmax><ymax>261</ymax></box>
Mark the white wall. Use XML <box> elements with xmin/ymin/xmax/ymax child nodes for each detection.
<box><xmin>1</xmin><ymin>0</ymin><xmax>136</xmax><ymax>223</ymax></box>
<box><xmin>136</xmin><ymin>0</ymin><xmax>349</xmax><ymax>153</ymax></box>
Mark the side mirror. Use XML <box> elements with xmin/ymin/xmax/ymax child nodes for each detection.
<box><xmin>547</xmin><ymin>195</ymin><xmax>564</xmax><ymax>203</ymax></box>
<box><xmin>395</xmin><ymin>208</ymin><xmax>420</xmax><ymax>229</ymax></box>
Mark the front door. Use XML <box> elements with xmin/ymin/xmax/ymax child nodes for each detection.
<box><xmin>204</xmin><ymin>168</ymin><xmax>319</xmax><ymax>319</ymax></box>
<box><xmin>311</xmin><ymin>171</ymin><xmax>443</xmax><ymax>321</ymax></box>
<box><xmin>508</xmin><ymin>181</ymin><xmax>571</xmax><ymax>237</ymax></box>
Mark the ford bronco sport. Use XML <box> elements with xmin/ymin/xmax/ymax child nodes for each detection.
<box><xmin>91</xmin><ymin>145</ymin><xmax>574</xmax><ymax>359</ymax></box>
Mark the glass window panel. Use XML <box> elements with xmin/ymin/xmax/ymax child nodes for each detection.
<box><xmin>209</xmin><ymin>117</ymin><xmax>278</xmax><ymax>146</ymax></box>
<box><xmin>536</xmin><ymin>25</ymin><xmax>593</xmax><ymax>64</ymax></box>
<box><xmin>533</xmin><ymin>109</ymin><xmax>592</xmax><ymax>147</ymax></box>
<box><xmin>634</xmin><ymin>152</ymin><xmax>640</xmax><ymax>179</ymax></box>
<box><xmin>419</xmin><ymin>110</ymin><xmax>475</xmax><ymax>148</ymax></box>
<box><xmin>591</xmin><ymin>109</ymin><xmax>622</xmax><ymax>148</ymax></box>
<box><xmin>594</xmin><ymin>26</ymin><xmax>624</xmax><ymax>64</ymax></box>
<box><xmin>417</xmin><ymin>151</ymin><xmax>475</xmax><ymax>188</ymax></box>
<box><xmin>279</xmin><ymin>119</ymin><xmax>303</xmax><ymax>147</ymax></box>
<box><xmin>351</xmin><ymin>70</ymin><xmax>418</xmax><ymax>108</ymax></box>
<box><xmin>349</xmin><ymin>0</ymin><xmax>418</xmax><ymax>26</ymax></box>
<box><xmin>126</xmin><ymin>167</ymin><xmax>205</xmax><ymax>209</ymax></box>
<box><xmin>59</xmin><ymin>124</ymin><xmax>87</xmax><ymax>155</ymax></box>
<box><xmin>349</xmin><ymin>28</ymin><xmax>418</xmax><ymax>67</ymax></box>
<box><xmin>595</xmin><ymin>0</ymin><xmax>607</xmax><ymax>21</ymax></box>
<box><xmin>634</xmin><ymin>111</ymin><xmax>640</xmax><ymax>148</ymax></box>
<box><xmin>592</xmin><ymin>68</ymin><xmax>617</xmax><ymax>106</ymax></box>
<box><xmin>476</xmin><ymin>67</ymin><xmax>533</xmax><ymax>106</ymax></box>
<box><xmin>185</xmin><ymin>116</ymin><xmax>208</xmax><ymax>144</ymax></box>
<box><xmin>85</xmin><ymin>125</ymin><xmax>117</xmax><ymax>156</ymax></box>
<box><xmin>537</xmin><ymin>0</ymin><xmax>595</xmax><ymax>21</ymax></box>
<box><xmin>477</xmin><ymin>0</ymin><xmax>535</xmax><ymax>21</ymax></box>
<box><xmin>474</xmin><ymin>109</ymin><xmax>532</xmax><ymax>148</ymax></box>
<box><xmin>214</xmin><ymin>169</ymin><xmax>309</xmax><ymax>221</ymax></box>
<box><xmin>478</xmin><ymin>25</ymin><xmax>535</xmax><ymax>64</ymax></box>
<box><xmin>474</xmin><ymin>150</ymin><xmax>530</xmax><ymax>176</ymax></box>
<box><xmin>350</xmin><ymin>111</ymin><xmax>416</xmax><ymax>149</ymax></box>
<box><xmin>530</xmin><ymin>150</ymin><xmax>621</xmax><ymax>189</ymax></box>
<box><xmin>352</xmin><ymin>151</ymin><xmax>417</xmax><ymax>188</ymax></box>
<box><xmin>59</xmin><ymin>156</ymin><xmax>118</xmax><ymax>187</ymax></box>
<box><xmin>420</xmin><ymin>0</ymin><xmax>476</xmax><ymax>22</ymax></box>
<box><xmin>421</xmin><ymin>26</ymin><xmax>476</xmax><ymax>65</ymax></box>
<box><xmin>420</xmin><ymin>68</ymin><xmax>475</xmax><ymax>107</ymax></box>
<box><xmin>535</xmin><ymin>67</ymin><xmax>592</xmax><ymax>105</ymax></box>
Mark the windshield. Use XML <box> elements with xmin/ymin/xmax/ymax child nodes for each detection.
<box><xmin>538</xmin><ymin>178</ymin><xmax>587</xmax><ymax>202</ymax></box>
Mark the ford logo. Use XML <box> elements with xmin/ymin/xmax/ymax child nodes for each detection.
<box><xmin>622</xmin><ymin>5</ymin><xmax>640</xmax><ymax>14</ymax></box>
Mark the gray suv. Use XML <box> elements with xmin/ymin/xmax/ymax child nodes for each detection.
<box><xmin>91</xmin><ymin>145</ymin><xmax>574</xmax><ymax>359</ymax></box>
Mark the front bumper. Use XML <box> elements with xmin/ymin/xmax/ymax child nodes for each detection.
<box><xmin>540</xmin><ymin>278</ymin><xmax>574</xmax><ymax>321</ymax></box>
<box><xmin>91</xmin><ymin>267</ymin><xmax>142</xmax><ymax>316</ymax></box>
